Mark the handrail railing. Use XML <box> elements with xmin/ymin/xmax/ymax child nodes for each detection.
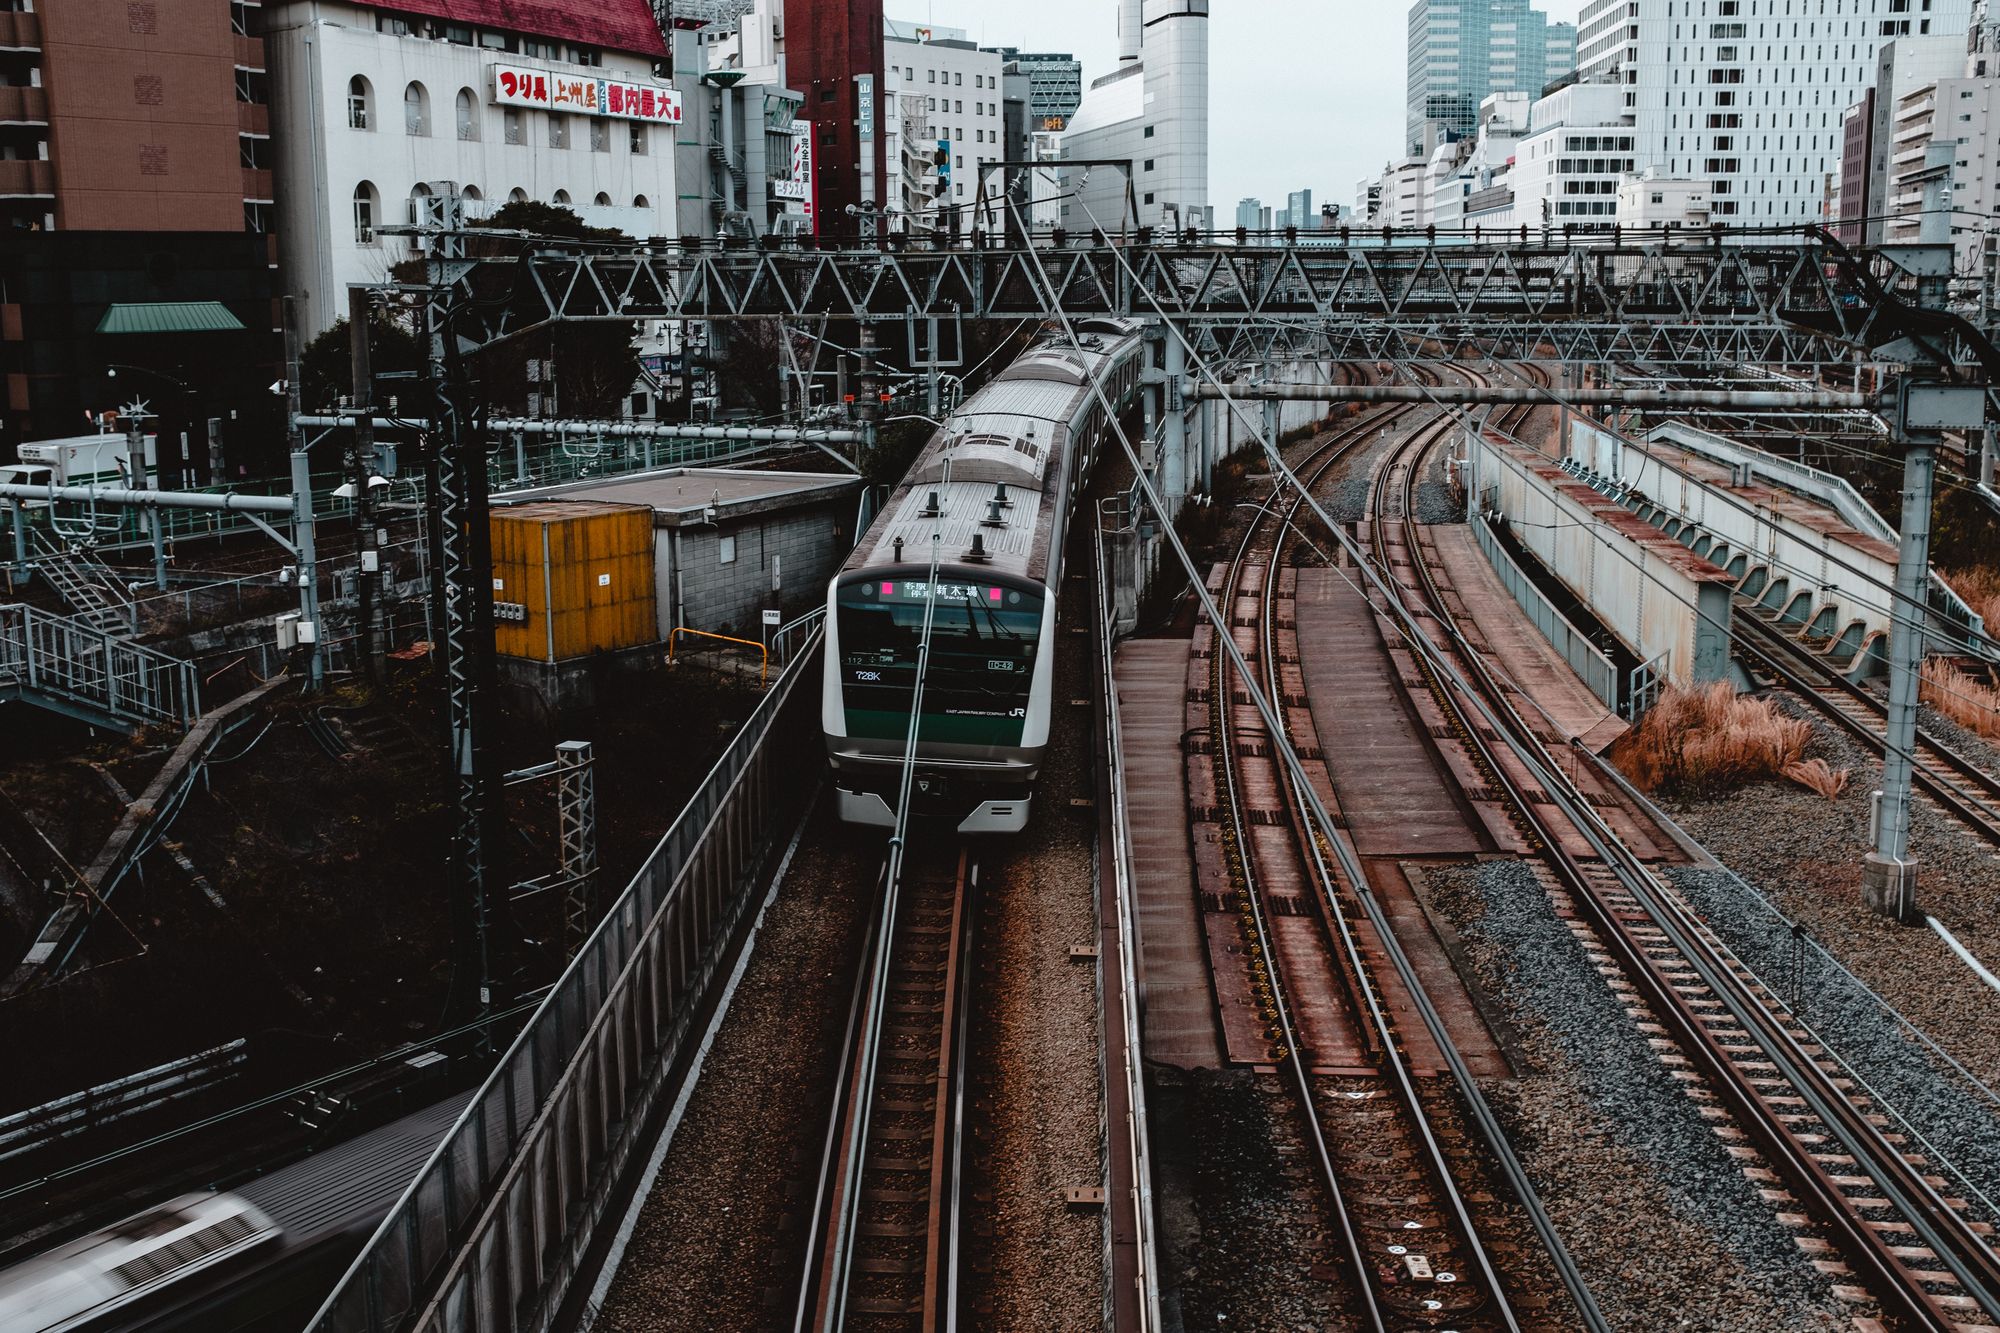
<box><xmin>0</xmin><ymin>602</ymin><xmax>198</xmax><ymax>729</ymax></box>
<box><xmin>1093</xmin><ymin>515</ymin><xmax>1163</xmax><ymax>1333</ymax></box>
<box><xmin>308</xmin><ymin>632</ymin><xmax>825</xmax><ymax>1333</ymax></box>
<box><xmin>1471</xmin><ymin>512</ymin><xmax>1621</xmax><ymax>714</ymax></box>
<box><xmin>667</xmin><ymin>626</ymin><xmax>769</xmax><ymax>683</ymax></box>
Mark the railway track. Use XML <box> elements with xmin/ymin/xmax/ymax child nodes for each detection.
<box><xmin>795</xmin><ymin>844</ymin><xmax>975</xmax><ymax>1333</ymax></box>
<box><xmin>1368</xmin><ymin>384</ymin><xmax>2000</xmax><ymax>1331</ymax></box>
<box><xmin>1730</xmin><ymin>602</ymin><xmax>2000</xmax><ymax>847</ymax></box>
<box><xmin>1196</xmin><ymin>379</ymin><xmax>1574</xmax><ymax>1330</ymax></box>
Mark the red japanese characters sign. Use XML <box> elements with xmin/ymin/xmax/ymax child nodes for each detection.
<box><xmin>492</xmin><ymin>65</ymin><xmax>683</xmax><ymax>125</ymax></box>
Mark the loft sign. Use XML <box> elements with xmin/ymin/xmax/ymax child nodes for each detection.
<box><xmin>491</xmin><ymin>64</ymin><xmax>683</xmax><ymax>124</ymax></box>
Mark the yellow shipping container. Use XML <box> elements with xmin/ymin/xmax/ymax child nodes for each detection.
<box><xmin>489</xmin><ymin>501</ymin><xmax>656</xmax><ymax>663</ymax></box>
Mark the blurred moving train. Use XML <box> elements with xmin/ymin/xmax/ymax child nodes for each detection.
<box><xmin>0</xmin><ymin>1094</ymin><xmax>468</xmax><ymax>1332</ymax></box>
<box><xmin>823</xmin><ymin>319</ymin><xmax>1145</xmax><ymax>834</ymax></box>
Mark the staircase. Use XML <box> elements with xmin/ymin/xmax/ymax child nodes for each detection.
<box><xmin>0</xmin><ymin>602</ymin><xmax>197</xmax><ymax>731</ymax></box>
<box><xmin>24</xmin><ymin>528</ymin><xmax>135</xmax><ymax>636</ymax></box>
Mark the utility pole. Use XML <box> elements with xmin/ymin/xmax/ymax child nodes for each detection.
<box><xmin>422</xmin><ymin>191</ymin><xmax>504</xmax><ymax>1049</ymax></box>
<box><xmin>348</xmin><ymin>287</ymin><xmax>385</xmax><ymax>682</ymax></box>
<box><xmin>1863</xmin><ymin>379</ymin><xmax>1989</xmax><ymax>921</ymax></box>
<box><xmin>284</xmin><ymin>296</ymin><xmax>324</xmax><ymax>691</ymax></box>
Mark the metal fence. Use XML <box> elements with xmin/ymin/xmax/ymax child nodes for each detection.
<box><xmin>1472</xmin><ymin>514</ymin><xmax>1620</xmax><ymax>714</ymax></box>
<box><xmin>0</xmin><ymin>602</ymin><xmax>199</xmax><ymax>728</ymax></box>
<box><xmin>308</xmin><ymin>634</ymin><xmax>824</xmax><ymax>1333</ymax></box>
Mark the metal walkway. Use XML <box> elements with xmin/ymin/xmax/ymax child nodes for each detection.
<box><xmin>21</xmin><ymin>528</ymin><xmax>136</xmax><ymax>636</ymax></box>
<box><xmin>0</xmin><ymin>602</ymin><xmax>198</xmax><ymax>731</ymax></box>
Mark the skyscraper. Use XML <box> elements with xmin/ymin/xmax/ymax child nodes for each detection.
<box><xmin>1575</xmin><ymin>0</ymin><xmax>1973</xmax><ymax>224</ymax></box>
<box><xmin>1062</xmin><ymin>0</ymin><xmax>1210</xmax><ymax>230</ymax></box>
<box><xmin>1406</xmin><ymin>0</ymin><xmax>1573</xmax><ymax>150</ymax></box>
<box><xmin>1286</xmin><ymin>188</ymin><xmax>1313</xmax><ymax>229</ymax></box>
<box><xmin>1236</xmin><ymin>196</ymin><xmax>1263</xmax><ymax>229</ymax></box>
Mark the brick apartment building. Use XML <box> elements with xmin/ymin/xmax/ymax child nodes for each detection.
<box><xmin>0</xmin><ymin>0</ymin><xmax>280</xmax><ymax>469</ymax></box>
<box><xmin>784</xmin><ymin>0</ymin><xmax>888</xmax><ymax>236</ymax></box>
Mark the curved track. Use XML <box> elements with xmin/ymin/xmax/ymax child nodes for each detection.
<box><xmin>1374</xmin><ymin>387</ymin><xmax>2000</xmax><ymax>1332</ymax></box>
<box><xmin>1731</xmin><ymin>605</ymin><xmax>2000</xmax><ymax>846</ymax></box>
<box><xmin>1201</xmin><ymin>372</ymin><xmax>1573</xmax><ymax>1330</ymax></box>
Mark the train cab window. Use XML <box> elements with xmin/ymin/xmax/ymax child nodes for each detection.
<box><xmin>836</xmin><ymin>578</ymin><xmax>1044</xmax><ymax>745</ymax></box>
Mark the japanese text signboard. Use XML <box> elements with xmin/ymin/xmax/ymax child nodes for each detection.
<box><xmin>491</xmin><ymin>65</ymin><xmax>683</xmax><ymax>124</ymax></box>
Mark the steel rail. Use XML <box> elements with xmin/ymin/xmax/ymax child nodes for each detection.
<box><xmin>1209</xmin><ymin>401</ymin><xmax>1409</xmax><ymax>1332</ymax></box>
<box><xmin>1388</xmin><ymin>424</ymin><xmax>2000</xmax><ymax>1330</ymax></box>
<box><xmin>1251</xmin><ymin>389</ymin><xmax>1524</xmax><ymax>1330</ymax></box>
<box><xmin>1731</xmin><ymin>608</ymin><xmax>2000</xmax><ymax>846</ymax></box>
<box><xmin>795</xmin><ymin>847</ymin><xmax>975</xmax><ymax>1333</ymax></box>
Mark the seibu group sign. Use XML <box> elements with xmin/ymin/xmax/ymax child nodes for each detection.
<box><xmin>491</xmin><ymin>64</ymin><xmax>683</xmax><ymax>124</ymax></box>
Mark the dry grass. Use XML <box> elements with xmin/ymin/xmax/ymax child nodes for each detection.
<box><xmin>1614</xmin><ymin>681</ymin><xmax>1813</xmax><ymax>797</ymax></box>
<box><xmin>1943</xmin><ymin>568</ymin><xmax>2000</xmax><ymax>638</ymax></box>
<box><xmin>1922</xmin><ymin>656</ymin><xmax>2000</xmax><ymax>740</ymax></box>
<box><xmin>1782</xmin><ymin>758</ymin><xmax>1853</xmax><ymax>801</ymax></box>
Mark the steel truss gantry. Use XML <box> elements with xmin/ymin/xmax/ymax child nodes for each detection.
<box><xmin>436</xmin><ymin>230</ymin><xmax>1978</xmax><ymax>369</ymax></box>
<box><xmin>394</xmin><ymin>219</ymin><xmax>1991</xmax><ymax>1026</ymax></box>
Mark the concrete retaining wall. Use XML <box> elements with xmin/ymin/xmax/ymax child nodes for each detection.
<box><xmin>1564</xmin><ymin>419</ymin><xmax>1902</xmax><ymax>670</ymax></box>
<box><xmin>1470</xmin><ymin>429</ymin><xmax>1735</xmax><ymax>690</ymax></box>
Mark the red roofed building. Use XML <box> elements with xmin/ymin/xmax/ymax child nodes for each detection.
<box><xmin>263</xmin><ymin>0</ymin><xmax>680</xmax><ymax>333</ymax></box>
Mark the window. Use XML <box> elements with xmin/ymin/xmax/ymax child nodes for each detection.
<box><xmin>404</xmin><ymin>81</ymin><xmax>429</xmax><ymax>136</ymax></box>
<box><xmin>509</xmin><ymin>187</ymin><xmax>528</xmax><ymax>203</ymax></box>
<box><xmin>462</xmin><ymin>184</ymin><xmax>483</xmax><ymax>203</ymax></box>
<box><xmin>594</xmin><ymin>191</ymin><xmax>611</xmax><ymax>205</ymax></box>
<box><xmin>408</xmin><ymin>181</ymin><xmax>433</xmax><ymax>232</ymax></box>
<box><xmin>504</xmin><ymin>107</ymin><xmax>524</xmax><ymax>144</ymax></box>
<box><xmin>631</xmin><ymin>123</ymin><xmax>649</xmax><ymax>154</ymax></box>
<box><xmin>1144</xmin><ymin>191</ymin><xmax>1155</xmax><ymax>203</ymax></box>
<box><xmin>591</xmin><ymin>119</ymin><xmax>609</xmax><ymax>152</ymax></box>
<box><xmin>719</xmin><ymin>533</ymin><xmax>737</xmax><ymax>565</ymax></box>
<box><xmin>348</xmin><ymin>76</ymin><xmax>372</xmax><ymax>130</ymax></box>
<box><xmin>1143</xmin><ymin>125</ymin><xmax>1155</xmax><ymax>138</ymax></box>
<box><xmin>1144</xmin><ymin>158</ymin><xmax>1155</xmax><ymax>171</ymax></box>
<box><xmin>548</xmin><ymin>113</ymin><xmax>567</xmax><ymax>149</ymax></box>
<box><xmin>955</xmin><ymin>99</ymin><xmax>963</xmax><ymax>112</ymax></box>
<box><xmin>928</xmin><ymin>70</ymin><xmax>936</xmax><ymax>83</ymax></box>
<box><xmin>443</xmin><ymin>22</ymin><xmax>473</xmax><ymax>44</ymax></box>
<box><xmin>553</xmin><ymin>189</ymin><xmax>571</xmax><ymax>204</ymax></box>
<box><xmin>353</xmin><ymin>181</ymin><xmax>377</xmax><ymax>243</ymax></box>
<box><xmin>456</xmin><ymin>88</ymin><xmax>478</xmax><ymax>140</ymax></box>
<box><xmin>634</xmin><ymin>194</ymin><xmax>650</xmax><ymax>208</ymax></box>
<box><xmin>954</xmin><ymin>72</ymin><xmax>962</xmax><ymax>85</ymax></box>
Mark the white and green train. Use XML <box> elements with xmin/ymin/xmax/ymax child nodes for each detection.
<box><xmin>823</xmin><ymin>320</ymin><xmax>1145</xmax><ymax>835</ymax></box>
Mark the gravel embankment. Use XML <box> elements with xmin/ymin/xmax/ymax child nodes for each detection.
<box><xmin>974</xmin><ymin>569</ymin><xmax>1106</xmax><ymax>1331</ymax></box>
<box><xmin>1666</xmin><ymin>864</ymin><xmax>2000</xmax><ymax>1227</ymax></box>
<box><xmin>1658</xmin><ymin>699</ymin><xmax>2000</xmax><ymax>1098</ymax></box>
<box><xmin>1422</xmin><ymin>860</ymin><xmax>1850</xmax><ymax>1331</ymax></box>
<box><xmin>589</xmin><ymin>805</ymin><xmax>875</xmax><ymax>1332</ymax></box>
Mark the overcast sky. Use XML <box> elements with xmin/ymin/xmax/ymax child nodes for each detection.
<box><xmin>905</xmin><ymin>0</ymin><xmax>1585</xmax><ymax>214</ymax></box>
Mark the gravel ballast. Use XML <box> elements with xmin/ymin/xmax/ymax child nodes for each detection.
<box><xmin>1657</xmin><ymin>699</ymin><xmax>2000</xmax><ymax>1100</ymax></box>
<box><xmin>972</xmin><ymin>567</ymin><xmax>1107</xmax><ymax>1331</ymax></box>
<box><xmin>1422</xmin><ymin>859</ymin><xmax>1850</xmax><ymax>1331</ymax></box>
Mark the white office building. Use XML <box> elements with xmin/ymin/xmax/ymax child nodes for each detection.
<box><xmin>1061</xmin><ymin>0</ymin><xmax>1210</xmax><ymax>232</ymax></box>
<box><xmin>1508</xmin><ymin>83</ymin><xmax>1637</xmax><ymax>227</ymax></box>
<box><xmin>1888</xmin><ymin>74</ymin><xmax>2000</xmax><ymax>263</ymax></box>
<box><xmin>1573</xmin><ymin>0</ymin><xmax>1973</xmax><ymax>224</ymax></box>
<box><xmin>883</xmin><ymin>20</ymin><xmax>1006</xmax><ymax>232</ymax></box>
<box><xmin>1618</xmin><ymin>167</ymin><xmax>1712</xmax><ymax>224</ymax></box>
<box><xmin>264</xmin><ymin>0</ymin><xmax>681</xmax><ymax>335</ymax></box>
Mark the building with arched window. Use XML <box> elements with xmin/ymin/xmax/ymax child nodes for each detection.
<box><xmin>264</xmin><ymin>0</ymin><xmax>682</xmax><ymax>333</ymax></box>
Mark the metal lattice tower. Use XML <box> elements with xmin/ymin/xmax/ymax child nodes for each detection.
<box><xmin>556</xmin><ymin>740</ymin><xmax>600</xmax><ymax>959</ymax></box>
<box><xmin>421</xmin><ymin>188</ymin><xmax>504</xmax><ymax>1047</ymax></box>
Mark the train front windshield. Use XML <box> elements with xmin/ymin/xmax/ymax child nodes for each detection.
<box><xmin>836</xmin><ymin>577</ymin><xmax>1044</xmax><ymax>746</ymax></box>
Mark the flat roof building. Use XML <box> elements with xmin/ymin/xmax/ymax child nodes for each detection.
<box><xmin>513</xmin><ymin>466</ymin><xmax>865</xmax><ymax>639</ymax></box>
<box><xmin>262</xmin><ymin>0</ymin><xmax>680</xmax><ymax>334</ymax></box>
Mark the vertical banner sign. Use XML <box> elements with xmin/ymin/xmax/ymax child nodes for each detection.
<box><xmin>855</xmin><ymin>73</ymin><xmax>877</xmax><ymax>217</ymax></box>
<box><xmin>775</xmin><ymin>118</ymin><xmax>818</xmax><ymax>233</ymax></box>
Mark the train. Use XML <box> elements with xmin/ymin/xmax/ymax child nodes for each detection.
<box><xmin>0</xmin><ymin>1093</ymin><xmax>469</xmax><ymax>1332</ymax></box>
<box><xmin>823</xmin><ymin>319</ymin><xmax>1146</xmax><ymax>835</ymax></box>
